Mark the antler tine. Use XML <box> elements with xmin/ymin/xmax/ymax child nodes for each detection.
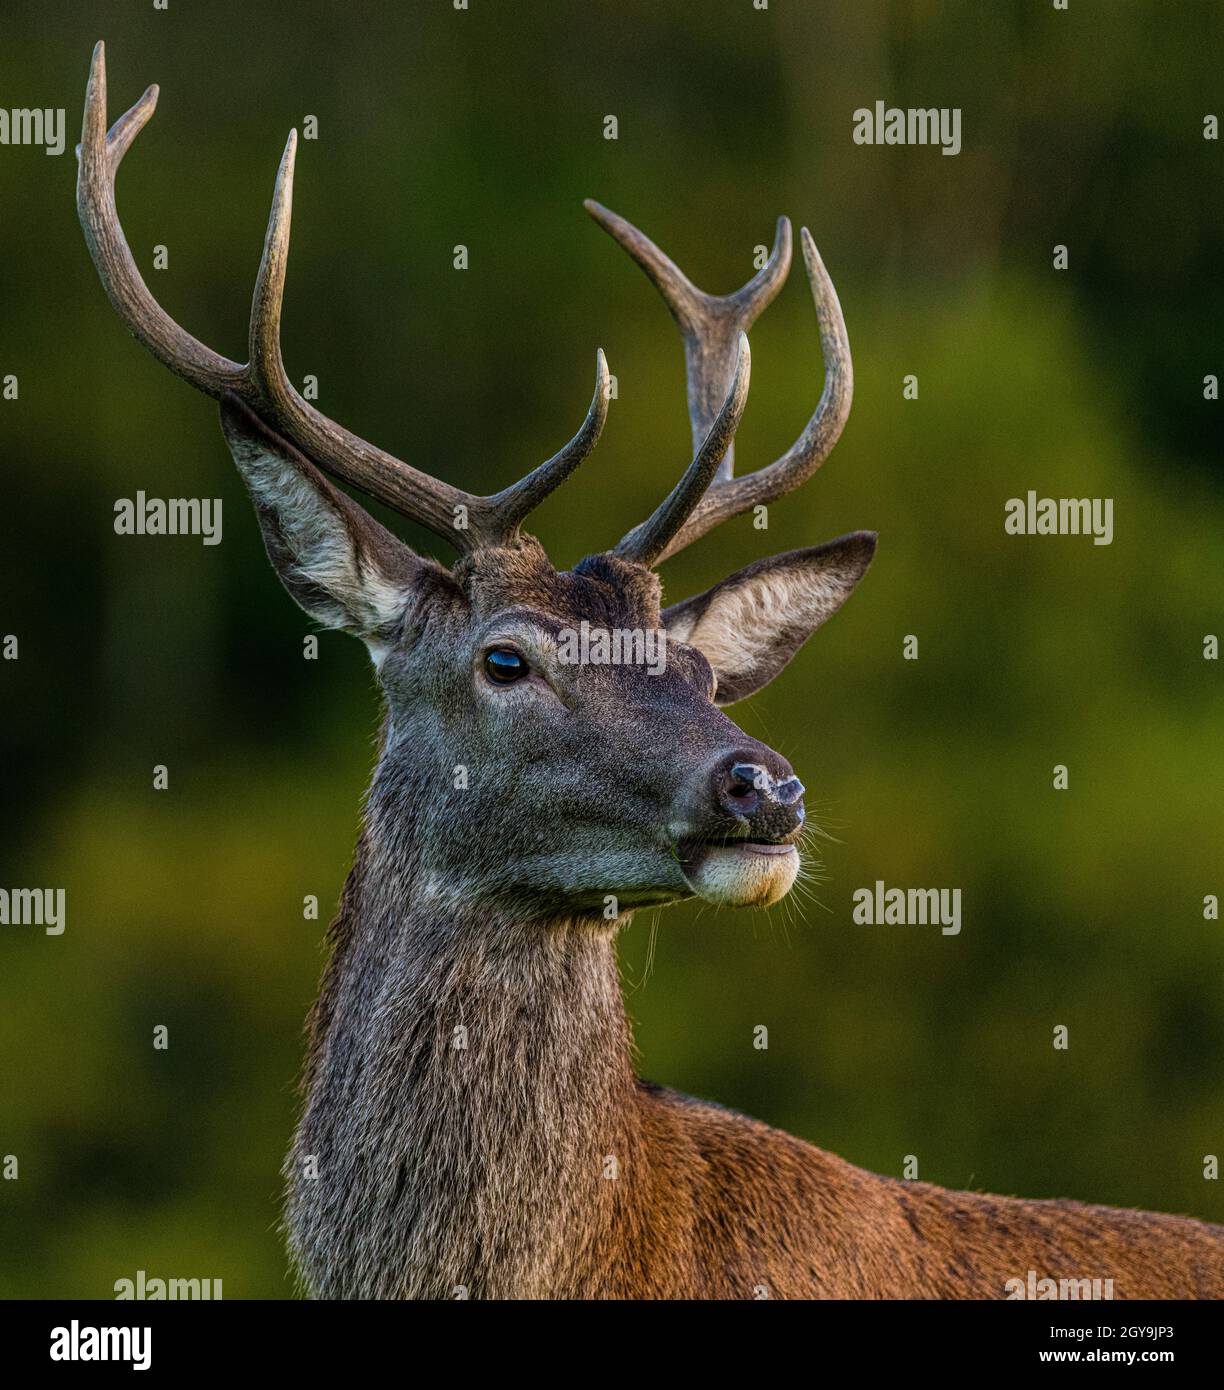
<box><xmin>77</xmin><ymin>41</ymin><xmax>244</xmax><ymax>396</ymax></box>
<box><xmin>77</xmin><ymin>41</ymin><xmax>608</xmax><ymax>554</ymax></box>
<box><xmin>586</xmin><ymin>199</ymin><xmax>790</xmax><ymax>483</ymax></box>
<box><xmin>660</xmin><ymin>228</ymin><xmax>852</xmax><ymax>561</ymax></box>
<box><xmin>244</xmin><ymin>124</ymin><xmax>479</xmax><ymax>542</ymax></box>
<box><xmin>484</xmin><ymin>350</ymin><xmax>610</xmax><ymax>536</ymax></box>
<box><xmin>615</xmin><ymin>333</ymin><xmax>750</xmax><ymax>568</ymax></box>
<box><xmin>589</xmin><ymin>203</ymin><xmax>852</xmax><ymax>567</ymax></box>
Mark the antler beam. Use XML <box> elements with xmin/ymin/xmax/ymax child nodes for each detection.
<box><xmin>77</xmin><ymin>41</ymin><xmax>608</xmax><ymax>554</ymax></box>
<box><xmin>614</xmin><ymin>334</ymin><xmax>750</xmax><ymax>567</ymax></box>
<box><xmin>586</xmin><ymin>201</ymin><xmax>852</xmax><ymax>565</ymax></box>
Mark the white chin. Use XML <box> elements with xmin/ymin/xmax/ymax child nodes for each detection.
<box><xmin>684</xmin><ymin>844</ymin><xmax>799</xmax><ymax>908</ymax></box>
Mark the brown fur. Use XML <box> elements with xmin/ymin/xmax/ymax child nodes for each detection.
<box><xmin>291</xmin><ymin>888</ymin><xmax>1224</xmax><ymax>1299</ymax></box>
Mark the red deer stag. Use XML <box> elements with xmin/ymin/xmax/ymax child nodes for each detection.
<box><xmin>77</xmin><ymin>43</ymin><xmax>1224</xmax><ymax>1299</ymax></box>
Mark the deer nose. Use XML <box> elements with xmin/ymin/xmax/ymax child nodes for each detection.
<box><xmin>718</xmin><ymin>762</ymin><xmax>806</xmax><ymax>815</ymax></box>
<box><xmin>713</xmin><ymin>755</ymin><xmax>805</xmax><ymax>839</ymax></box>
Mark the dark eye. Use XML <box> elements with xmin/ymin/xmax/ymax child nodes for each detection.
<box><xmin>485</xmin><ymin>647</ymin><xmax>529</xmax><ymax>684</ymax></box>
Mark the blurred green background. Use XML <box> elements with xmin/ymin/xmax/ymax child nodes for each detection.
<box><xmin>1</xmin><ymin>0</ymin><xmax>1222</xmax><ymax>1297</ymax></box>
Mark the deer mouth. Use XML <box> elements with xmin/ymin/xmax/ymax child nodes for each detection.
<box><xmin>677</xmin><ymin>834</ymin><xmax>800</xmax><ymax>907</ymax></box>
<box><xmin>679</xmin><ymin>831</ymin><xmax>799</xmax><ymax>857</ymax></box>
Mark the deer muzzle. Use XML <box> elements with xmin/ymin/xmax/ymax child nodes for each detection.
<box><xmin>673</xmin><ymin>750</ymin><xmax>806</xmax><ymax>908</ymax></box>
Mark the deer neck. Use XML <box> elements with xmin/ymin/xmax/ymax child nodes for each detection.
<box><xmin>286</xmin><ymin>821</ymin><xmax>646</xmax><ymax>1299</ymax></box>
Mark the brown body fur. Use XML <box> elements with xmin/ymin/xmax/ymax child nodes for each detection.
<box><xmin>288</xmin><ymin>878</ymin><xmax>1224</xmax><ymax>1300</ymax></box>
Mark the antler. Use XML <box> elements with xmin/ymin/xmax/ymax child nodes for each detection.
<box><xmin>586</xmin><ymin>200</ymin><xmax>852</xmax><ymax>565</ymax></box>
<box><xmin>614</xmin><ymin>334</ymin><xmax>750</xmax><ymax>567</ymax></box>
<box><xmin>76</xmin><ymin>41</ymin><xmax>609</xmax><ymax>554</ymax></box>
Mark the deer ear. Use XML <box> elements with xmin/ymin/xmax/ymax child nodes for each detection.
<box><xmin>662</xmin><ymin>532</ymin><xmax>876</xmax><ymax>705</ymax></box>
<box><xmin>219</xmin><ymin>394</ymin><xmax>424</xmax><ymax>654</ymax></box>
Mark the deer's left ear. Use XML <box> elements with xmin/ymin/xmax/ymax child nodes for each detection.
<box><xmin>219</xmin><ymin>394</ymin><xmax>425</xmax><ymax>657</ymax></box>
<box><xmin>663</xmin><ymin>532</ymin><xmax>876</xmax><ymax>705</ymax></box>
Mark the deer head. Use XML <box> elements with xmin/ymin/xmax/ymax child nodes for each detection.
<box><xmin>77</xmin><ymin>41</ymin><xmax>874</xmax><ymax>918</ymax></box>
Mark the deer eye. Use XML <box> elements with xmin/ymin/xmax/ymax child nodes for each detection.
<box><xmin>484</xmin><ymin>647</ymin><xmax>529</xmax><ymax>684</ymax></box>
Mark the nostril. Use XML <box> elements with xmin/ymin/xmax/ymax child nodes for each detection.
<box><xmin>720</xmin><ymin>762</ymin><xmax>763</xmax><ymax>815</ymax></box>
<box><xmin>775</xmin><ymin>776</ymin><xmax>805</xmax><ymax>808</ymax></box>
<box><xmin>729</xmin><ymin>763</ymin><xmax>767</xmax><ymax>792</ymax></box>
<box><xmin>727</xmin><ymin>769</ymin><xmax>755</xmax><ymax>798</ymax></box>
